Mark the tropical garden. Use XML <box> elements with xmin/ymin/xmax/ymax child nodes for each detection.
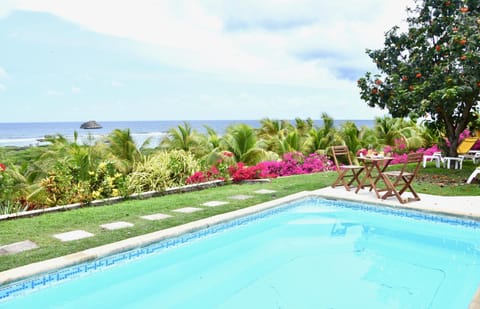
<box><xmin>0</xmin><ymin>113</ymin><xmax>479</xmax><ymax>215</ymax></box>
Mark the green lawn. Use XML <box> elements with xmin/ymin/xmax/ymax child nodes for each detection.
<box><xmin>0</xmin><ymin>167</ymin><xmax>479</xmax><ymax>272</ymax></box>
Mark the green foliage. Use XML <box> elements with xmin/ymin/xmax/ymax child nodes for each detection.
<box><xmin>107</xmin><ymin>128</ymin><xmax>143</xmax><ymax>173</ymax></box>
<box><xmin>160</xmin><ymin>122</ymin><xmax>203</xmax><ymax>156</ymax></box>
<box><xmin>222</xmin><ymin>124</ymin><xmax>267</xmax><ymax>165</ymax></box>
<box><xmin>38</xmin><ymin>160</ymin><xmax>126</xmax><ymax>206</ymax></box>
<box><xmin>358</xmin><ymin>0</ymin><xmax>480</xmax><ymax>155</ymax></box>
<box><xmin>304</xmin><ymin>113</ymin><xmax>341</xmax><ymax>153</ymax></box>
<box><xmin>257</xmin><ymin>118</ymin><xmax>294</xmax><ymax>152</ymax></box>
<box><xmin>338</xmin><ymin>121</ymin><xmax>362</xmax><ymax>155</ymax></box>
<box><xmin>0</xmin><ymin>164</ymin><xmax>29</xmax><ymax>212</ymax></box>
<box><xmin>128</xmin><ymin>150</ymin><xmax>200</xmax><ymax>193</ymax></box>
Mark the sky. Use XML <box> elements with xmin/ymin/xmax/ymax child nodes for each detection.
<box><xmin>0</xmin><ymin>0</ymin><xmax>416</xmax><ymax>122</ymax></box>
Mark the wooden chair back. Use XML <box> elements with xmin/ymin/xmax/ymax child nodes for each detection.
<box><xmin>331</xmin><ymin>145</ymin><xmax>354</xmax><ymax>167</ymax></box>
<box><xmin>381</xmin><ymin>152</ymin><xmax>424</xmax><ymax>204</ymax></box>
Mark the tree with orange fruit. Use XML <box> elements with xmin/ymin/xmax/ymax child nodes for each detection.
<box><xmin>357</xmin><ymin>0</ymin><xmax>480</xmax><ymax>156</ymax></box>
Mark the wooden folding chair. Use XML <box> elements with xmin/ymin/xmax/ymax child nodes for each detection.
<box><xmin>380</xmin><ymin>152</ymin><xmax>424</xmax><ymax>204</ymax></box>
<box><xmin>330</xmin><ymin>145</ymin><xmax>364</xmax><ymax>191</ymax></box>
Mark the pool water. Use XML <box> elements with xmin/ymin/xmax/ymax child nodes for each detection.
<box><xmin>1</xmin><ymin>198</ymin><xmax>480</xmax><ymax>308</ymax></box>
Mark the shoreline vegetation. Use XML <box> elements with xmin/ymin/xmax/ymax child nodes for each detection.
<box><xmin>1</xmin><ymin>115</ymin><xmax>479</xmax><ymax>216</ymax></box>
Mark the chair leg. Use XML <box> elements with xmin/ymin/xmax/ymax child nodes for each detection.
<box><xmin>399</xmin><ymin>176</ymin><xmax>420</xmax><ymax>202</ymax></box>
<box><xmin>332</xmin><ymin>170</ymin><xmax>351</xmax><ymax>191</ymax></box>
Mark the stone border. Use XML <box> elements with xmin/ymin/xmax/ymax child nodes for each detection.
<box><xmin>0</xmin><ymin>180</ymin><xmax>225</xmax><ymax>221</ymax></box>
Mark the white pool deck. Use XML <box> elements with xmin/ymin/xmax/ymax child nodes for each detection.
<box><xmin>1</xmin><ymin>187</ymin><xmax>479</xmax><ymax>307</ymax></box>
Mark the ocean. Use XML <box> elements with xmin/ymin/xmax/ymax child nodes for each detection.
<box><xmin>0</xmin><ymin>120</ymin><xmax>374</xmax><ymax>148</ymax></box>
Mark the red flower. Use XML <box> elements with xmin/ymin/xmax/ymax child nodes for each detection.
<box><xmin>371</xmin><ymin>88</ymin><xmax>378</xmax><ymax>95</ymax></box>
<box><xmin>435</xmin><ymin>45</ymin><xmax>441</xmax><ymax>51</ymax></box>
<box><xmin>375</xmin><ymin>79</ymin><xmax>382</xmax><ymax>85</ymax></box>
<box><xmin>460</xmin><ymin>7</ymin><xmax>469</xmax><ymax>13</ymax></box>
<box><xmin>416</xmin><ymin>73</ymin><xmax>422</xmax><ymax>78</ymax></box>
<box><xmin>223</xmin><ymin>151</ymin><xmax>233</xmax><ymax>157</ymax></box>
<box><xmin>0</xmin><ymin>163</ymin><xmax>6</xmax><ymax>171</ymax></box>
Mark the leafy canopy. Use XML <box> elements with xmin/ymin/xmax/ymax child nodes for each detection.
<box><xmin>357</xmin><ymin>0</ymin><xmax>480</xmax><ymax>155</ymax></box>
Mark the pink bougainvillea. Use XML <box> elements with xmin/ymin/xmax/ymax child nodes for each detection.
<box><xmin>188</xmin><ymin>151</ymin><xmax>336</xmax><ymax>184</ymax></box>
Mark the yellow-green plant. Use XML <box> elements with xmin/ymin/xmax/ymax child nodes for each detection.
<box><xmin>128</xmin><ymin>150</ymin><xmax>200</xmax><ymax>193</ymax></box>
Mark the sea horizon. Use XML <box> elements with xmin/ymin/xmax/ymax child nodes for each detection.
<box><xmin>0</xmin><ymin>119</ymin><xmax>375</xmax><ymax>148</ymax></box>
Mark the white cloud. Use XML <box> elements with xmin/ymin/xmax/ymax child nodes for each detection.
<box><xmin>9</xmin><ymin>0</ymin><xmax>415</xmax><ymax>119</ymax></box>
<box><xmin>71</xmin><ymin>86</ymin><xmax>81</xmax><ymax>93</ymax></box>
<box><xmin>11</xmin><ymin>1</ymin><xmax>414</xmax><ymax>87</ymax></box>
<box><xmin>0</xmin><ymin>83</ymin><xmax>6</xmax><ymax>92</ymax></box>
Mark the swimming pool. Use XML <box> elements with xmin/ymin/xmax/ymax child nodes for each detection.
<box><xmin>1</xmin><ymin>197</ymin><xmax>480</xmax><ymax>308</ymax></box>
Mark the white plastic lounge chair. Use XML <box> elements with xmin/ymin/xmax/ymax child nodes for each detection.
<box><xmin>422</xmin><ymin>151</ymin><xmax>443</xmax><ymax>168</ymax></box>
<box><xmin>467</xmin><ymin>167</ymin><xmax>480</xmax><ymax>184</ymax></box>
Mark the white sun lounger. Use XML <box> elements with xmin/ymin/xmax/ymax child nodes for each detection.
<box><xmin>467</xmin><ymin>167</ymin><xmax>480</xmax><ymax>184</ymax></box>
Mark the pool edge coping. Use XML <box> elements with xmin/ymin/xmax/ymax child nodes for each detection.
<box><xmin>1</xmin><ymin>190</ymin><xmax>479</xmax><ymax>307</ymax></box>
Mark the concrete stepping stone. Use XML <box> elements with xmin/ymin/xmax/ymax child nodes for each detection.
<box><xmin>254</xmin><ymin>189</ymin><xmax>277</xmax><ymax>194</ymax></box>
<box><xmin>0</xmin><ymin>240</ymin><xmax>38</xmax><ymax>255</ymax></box>
<box><xmin>141</xmin><ymin>213</ymin><xmax>172</xmax><ymax>221</ymax></box>
<box><xmin>173</xmin><ymin>207</ymin><xmax>203</xmax><ymax>213</ymax></box>
<box><xmin>100</xmin><ymin>221</ymin><xmax>134</xmax><ymax>230</ymax></box>
<box><xmin>228</xmin><ymin>195</ymin><xmax>253</xmax><ymax>200</ymax></box>
<box><xmin>202</xmin><ymin>201</ymin><xmax>229</xmax><ymax>207</ymax></box>
<box><xmin>53</xmin><ymin>230</ymin><xmax>94</xmax><ymax>242</ymax></box>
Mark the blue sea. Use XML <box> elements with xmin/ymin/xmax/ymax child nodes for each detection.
<box><xmin>0</xmin><ymin>120</ymin><xmax>374</xmax><ymax>148</ymax></box>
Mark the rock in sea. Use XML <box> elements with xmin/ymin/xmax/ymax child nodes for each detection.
<box><xmin>80</xmin><ymin>120</ymin><xmax>102</xmax><ymax>129</ymax></box>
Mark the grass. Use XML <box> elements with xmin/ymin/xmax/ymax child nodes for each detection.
<box><xmin>0</xmin><ymin>164</ymin><xmax>479</xmax><ymax>272</ymax></box>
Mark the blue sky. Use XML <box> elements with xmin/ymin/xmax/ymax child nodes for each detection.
<box><xmin>0</xmin><ymin>1</ymin><xmax>414</xmax><ymax>122</ymax></box>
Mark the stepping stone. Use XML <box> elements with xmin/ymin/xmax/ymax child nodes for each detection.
<box><xmin>202</xmin><ymin>201</ymin><xmax>229</xmax><ymax>207</ymax></box>
<box><xmin>254</xmin><ymin>189</ymin><xmax>277</xmax><ymax>194</ymax></box>
<box><xmin>0</xmin><ymin>240</ymin><xmax>38</xmax><ymax>255</ymax></box>
<box><xmin>141</xmin><ymin>213</ymin><xmax>172</xmax><ymax>221</ymax></box>
<box><xmin>228</xmin><ymin>195</ymin><xmax>253</xmax><ymax>200</ymax></box>
<box><xmin>53</xmin><ymin>230</ymin><xmax>94</xmax><ymax>242</ymax></box>
<box><xmin>173</xmin><ymin>207</ymin><xmax>203</xmax><ymax>213</ymax></box>
<box><xmin>100</xmin><ymin>221</ymin><xmax>134</xmax><ymax>230</ymax></box>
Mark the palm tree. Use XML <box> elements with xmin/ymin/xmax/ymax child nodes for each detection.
<box><xmin>294</xmin><ymin>117</ymin><xmax>314</xmax><ymax>137</ymax></box>
<box><xmin>374</xmin><ymin>116</ymin><xmax>425</xmax><ymax>151</ymax></box>
<box><xmin>257</xmin><ymin>118</ymin><xmax>293</xmax><ymax>152</ymax></box>
<box><xmin>221</xmin><ymin>124</ymin><xmax>267</xmax><ymax>165</ymax></box>
<box><xmin>203</xmin><ymin>125</ymin><xmax>222</xmax><ymax>150</ymax></box>
<box><xmin>304</xmin><ymin>113</ymin><xmax>340</xmax><ymax>153</ymax></box>
<box><xmin>107</xmin><ymin>129</ymin><xmax>142</xmax><ymax>173</ymax></box>
<box><xmin>339</xmin><ymin>121</ymin><xmax>362</xmax><ymax>155</ymax></box>
<box><xmin>160</xmin><ymin>122</ymin><xmax>202</xmax><ymax>155</ymax></box>
<box><xmin>274</xmin><ymin>130</ymin><xmax>308</xmax><ymax>155</ymax></box>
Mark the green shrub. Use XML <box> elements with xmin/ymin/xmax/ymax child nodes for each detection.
<box><xmin>128</xmin><ymin>150</ymin><xmax>199</xmax><ymax>193</ymax></box>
